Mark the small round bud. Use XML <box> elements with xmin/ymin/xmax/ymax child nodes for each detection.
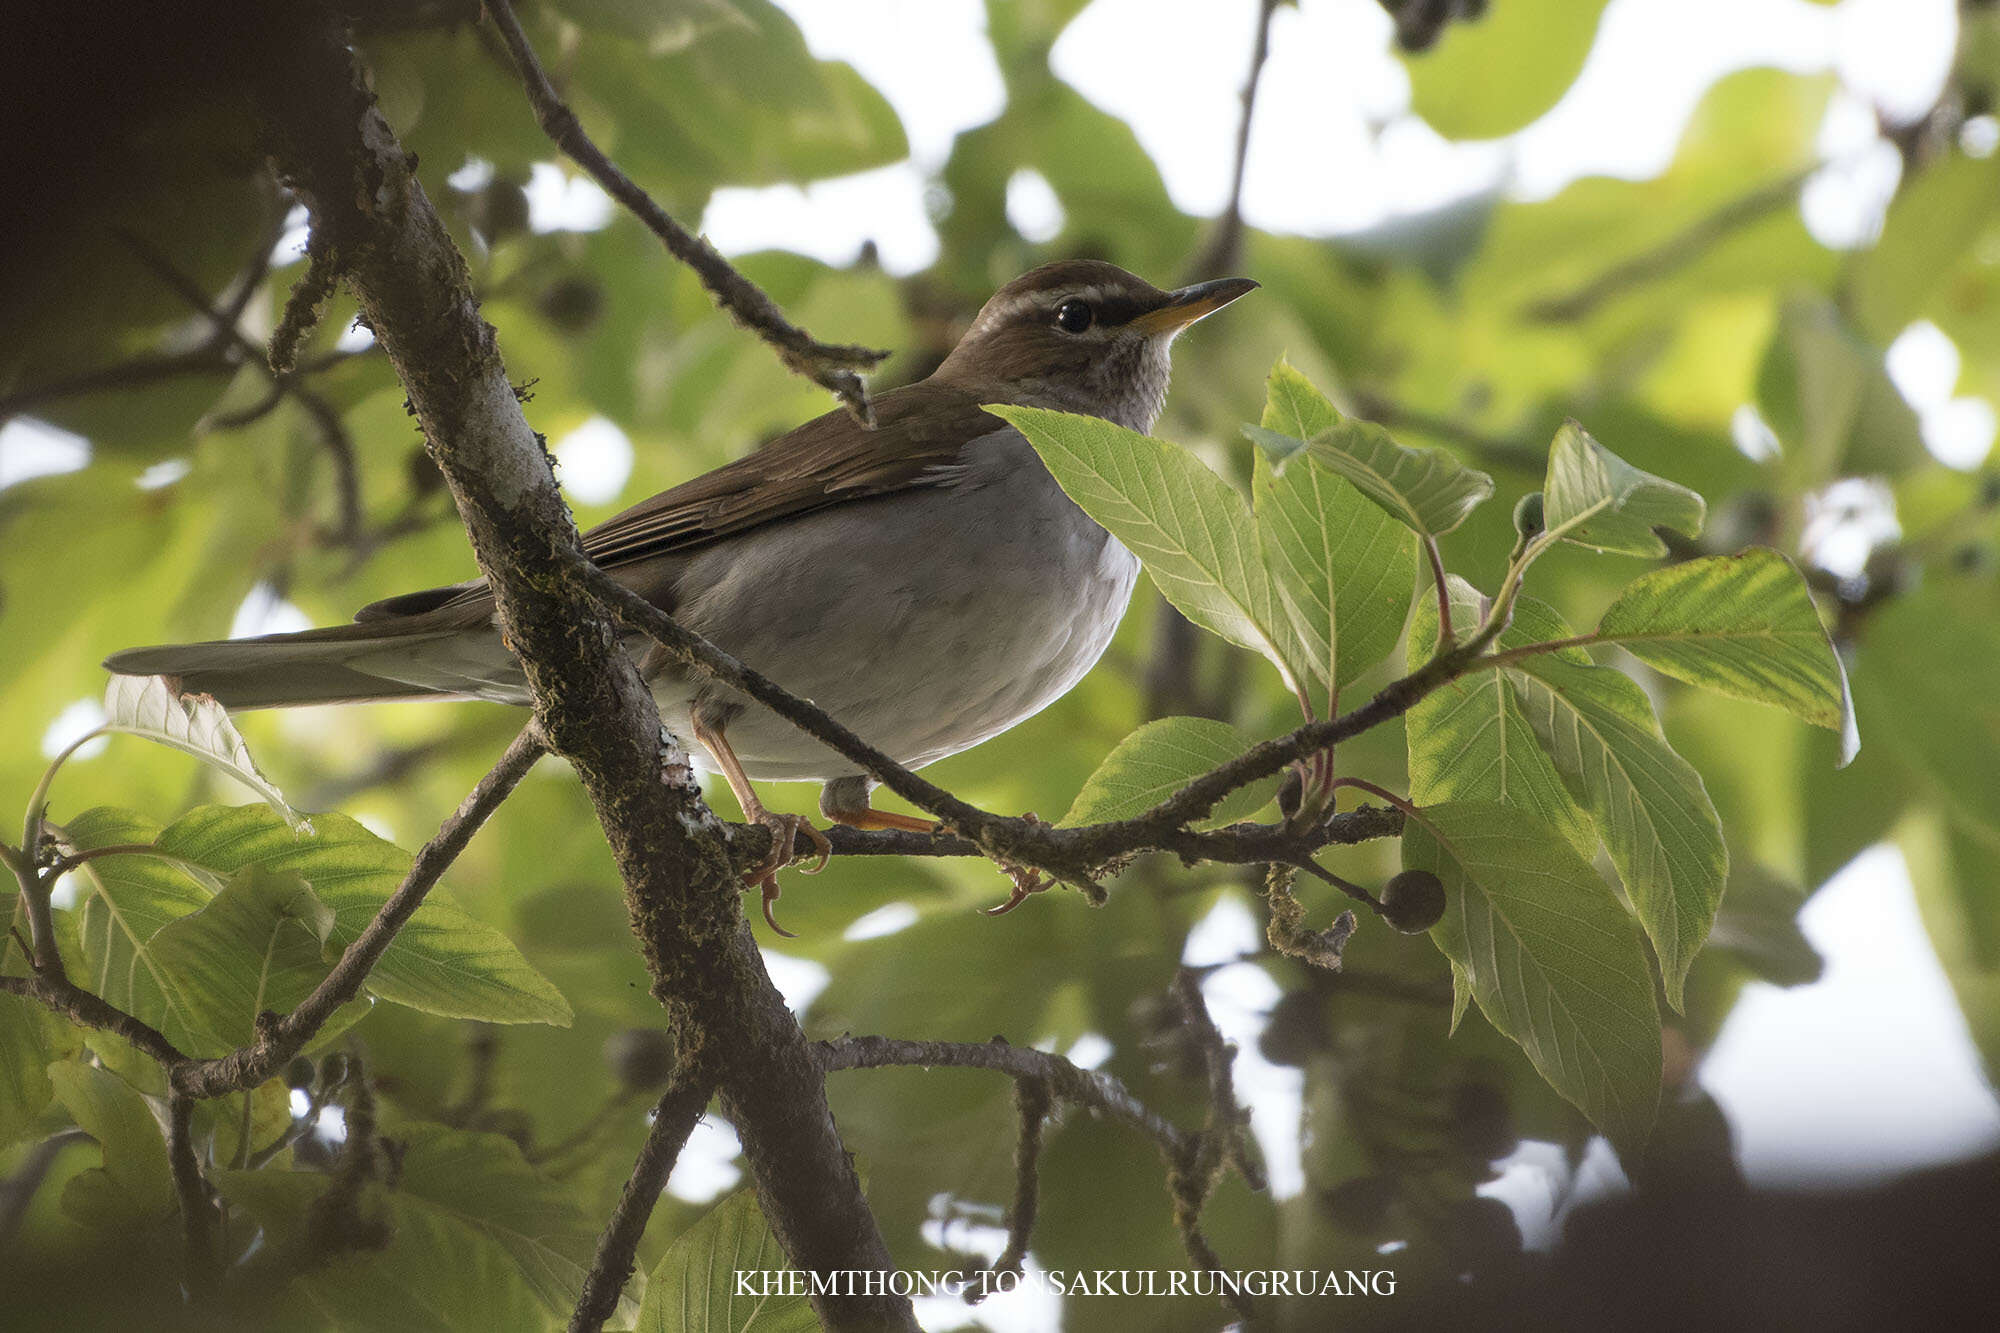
<box><xmin>285</xmin><ymin>1055</ymin><xmax>318</xmax><ymax>1091</ymax></box>
<box><xmin>1511</xmin><ymin>491</ymin><xmax>1545</xmax><ymax>542</ymax></box>
<box><xmin>1319</xmin><ymin>1174</ymin><xmax>1397</xmax><ymax>1232</ymax></box>
<box><xmin>538</xmin><ymin>276</ymin><xmax>606</xmax><ymax>333</ymax></box>
<box><xmin>1952</xmin><ymin>542</ymin><xmax>1993</xmax><ymax>576</ymax></box>
<box><xmin>1379</xmin><ymin>869</ymin><xmax>1446</xmax><ymax>933</ymax></box>
<box><xmin>1449</xmin><ymin>1196</ymin><xmax>1523</xmax><ymax>1261</ymax></box>
<box><xmin>1448</xmin><ymin>1079</ymin><xmax>1518</xmax><ymax>1161</ymax></box>
<box><xmin>466</xmin><ymin>178</ymin><xmax>530</xmax><ymax>244</ymax></box>
<box><xmin>406</xmin><ymin>445</ymin><xmax>445</xmax><ymax>498</ymax></box>
<box><xmin>1257</xmin><ymin>990</ymin><xmax>1329</xmax><ymax>1068</ymax></box>
<box><xmin>482</xmin><ymin>1109</ymin><xmax>535</xmax><ymax>1152</ymax></box>
<box><xmin>603</xmin><ymin>1028</ymin><xmax>676</xmax><ymax>1090</ymax></box>
<box><xmin>318</xmin><ymin>1052</ymin><xmax>351</xmax><ymax>1088</ymax></box>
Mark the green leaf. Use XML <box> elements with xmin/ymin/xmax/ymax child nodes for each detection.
<box><xmin>1062</xmin><ymin>717</ymin><xmax>1270</xmax><ymax>827</ymax></box>
<box><xmin>637</xmin><ymin>1188</ymin><xmax>819</xmax><ymax>1333</ymax></box>
<box><xmin>147</xmin><ymin>866</ymin><xmax>356</xmax><ymax>1057</ymax></box>
<box><xmin>1404</xmin><ymin>0</ymin><xmax>1612</xmax><ymax>139</ymax></box>
<box><xmin>99</xmin><ymin>674</ymin><xmax>305</xmax><ymax>830</ymax></box>
<box><xmin>48</xmin><ymin>1062</ymin><xmax>175</xmax><ymax>1229</ymax></box>
<box><xmin>1506</xmin><ymin>612</ymin><xmax>1729</xmax><ymax>1009</ymax></box>
<box><xmin>1596</xmin><ymin>548</ymin><xmax>1854</xmax><ymax>756</ymax></box>
<box><xmin>1259</xmin><ymin>356</ymin><xmax>1341</xmax><ymax>442</ymax></box>
<box><xmin>0</xmin><ymin>995</ymin><xmax>74</xmax><ymax>1150</ymax></box>
<box><xmin>1403</xmin><ymin>801</ymin><xmax>1661</xmax><ymax>1152</ymax></box>
<box><xmin>1253</xmin><ymin>363</ymin><xmax>1418</xmax><ymax>697</ymax></box>
<box><xmin>391</xmin><ymin>1122</ymin><xmax>613</xmax><ymax>1318</ymax></box>
<box><xmin>221</xmin><ymin>1122</ymin><xmax>612</xmax><ymax>1328</ymax></box>
<box><xmin>1406</xmin><ymin>580</ymin><xmax>1595</xmax><ymax>857</ymax></box>
<box><xmin>158</xmin><ymin>806</ymin><xmax>572</xmax><ymax>1027</ymax></box>
<box><xmin>1757</xmin><ymin>295</ymin><xmax>1927</xmax><ymax>486</ymax></box>
<box><xmin>1542</xmin><ymin>420</ymin><xmax>1705</xmax><ymax>557</ymax></box>
<box><xmin>1852</xmin><ymin>149</ymin><xmax>2000</xmax><ymax>341</ymax></box>
<box><xmin>2</xmin><ymin>891</ymin><xmax>82</xmax><ymax>1150</ymax></box>
<box><xmin>567</xmin><ymin>0</ymin><xmax>752</xmax><ymax>50</ymax></box>
<box><xmin>198</xmin><ymin>1076</ymin><xmax>295</xmax><ymax>1169</ymax></box>
<box><xmin>220</xmin><ymin>1177</ymin><xmax>540</xmax><ymax>1332</ymax></box>
<box><xmin>1244</xmin><ymin>413</ymin><xmax>1494</xmax><ymax>538</ymax></box>
<box><xmin>991</xmin><ymin>405</ymin><xmax>1306</xmax><ymax>693</ymax></box>
<box><xmin>64</xmin><ymin>809</ymin><xmax>218</xmax><ymax>1045</ymax></box>
<box><xmin>1853</xmin><ymin>587</ymin><xmax>2000</xmax><ymax>842</ymax></box>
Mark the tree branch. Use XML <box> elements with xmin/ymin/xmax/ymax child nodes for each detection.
<box><xmin>568</xmin><ymin>1073</ymin><xmax>715</xmax><ymax>1333</ymax></box>
<box><xmin>0</xmin><ymin>973</ymin><xmax>188</xmax><ymax>1066</ymax></box>
<box><xmin>581</xmin><ymin>548</ymin><xmax>1435</xmax><ymax>890</ymax></box>
<box><xmin>248</xmin><ymin>20</ymin><xmax>911</xmax><ymax>1327</ymax></box>
<box><xmin>479</xmin><ymin>0</ymin><xmax>887</xmax><ymax>423</ymax></box>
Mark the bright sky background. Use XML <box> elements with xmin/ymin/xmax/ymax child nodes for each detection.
<box><xmin>3</xmin><ymin>3</ymin><xmax>1994</xmax><ymax>1326</ymax></box>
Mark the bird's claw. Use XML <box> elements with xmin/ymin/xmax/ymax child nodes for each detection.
<box><xmin>982</xmin><ymin>812</ymin><xmax>1049</xmax><ymax>916</ymax></box>
<box><xmin>742</xmin><ymin>810</ymin><xmax>832</xmax><ymax>938</ymax></box>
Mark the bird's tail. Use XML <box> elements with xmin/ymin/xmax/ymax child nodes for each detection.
<box><xmin>104</xmin><ymin>619</ymin><xmax>520</xmax><ymax>710</ymax></box>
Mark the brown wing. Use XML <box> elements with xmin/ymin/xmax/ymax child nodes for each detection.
<box><xmin>579</xmin><ymin>379</ymin><xmax>998</xmax><ymax>566</ymax></box>
<box><xmin>353</xmin><ymin>379</ymin><xmax>1000</xmax><ymax>623</ymax></box>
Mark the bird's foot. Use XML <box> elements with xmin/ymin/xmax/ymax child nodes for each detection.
<box><xmin>982</xmin><ymin>812</ymin><xmax>1050</xmax><ymax>916</ymax></box>
<box><xmin>742</xmin><ymin>809</ymin><xmax>832</xmax><ymax>939</ymax></box>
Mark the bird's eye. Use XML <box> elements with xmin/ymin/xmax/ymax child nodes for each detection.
<box><xmin>1053</xmin><ymin>298</ymin><xmax>1094</xmax><ymax>334</ymax></box>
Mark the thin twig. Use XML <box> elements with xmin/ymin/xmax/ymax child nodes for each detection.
<box><xmin>168</xmin><ymin>1093</ymin><xmax>220</xmax><ymax>1304</ymax></box>
<box><xmin>1189</xmin><ymin>0</ymin><xmax>1280</xmax><ymax>281</ymax></box>
<box><xmin>816</xmin><ymin>1036</ymin><xmax>1190</xmax><ymax>1159</ymax></box>
<box><xmin>1526</xmin><ymin>171</ymin><xmax>1812</xmax><ymax>323</ymax></box>
<box><xmin>972</xmin><ymin>1078</ymin><xmax>1052</xmax><ymax>1299</ymax></box>
<box><xmin>171</xmin><ymin>726</ymin><xmax>544</xmax><ymax>1099</ymax></box>
<box><xmin>0</xmin><ymin>348</ymin><xmax>239</xmax><ymax>420</ymax></box>
<box><xmin>481</xmin><ymin>0</ymin><xmax>887</xmax><ymax>423</ymax></box>
<box><xmin>1167</xmin><ymin>971</ymin><xmax>1257</xmax><ymax>1319</ymax></box>
<box><xmin>247</xmin><ymin>1062</ymin><xmax>345</xmax><ymax>1170</ymax></box>
<box><xmin>1425</xmin><ymin>535</ymin><xmax>1455</xmax><ymax>646</ymax></box>
<box><xmin>568</xmin><ymin>1074</ymin><xmax>715</xmax><ymax>1333</ymax></box>
<box><xmin>528</xmin><ymin>1087</ymin><xmax>642</xmax><ymax>1169</ymax></box>
<box><xmin>1172</xmin><ymin>970</ymin><xmax>1264</xmax><ymax>1192</ymax></box>
<box><xmin>114</xmin><ymin>225</ymin><xmax>367</xmax><ymax>545</ymax></box>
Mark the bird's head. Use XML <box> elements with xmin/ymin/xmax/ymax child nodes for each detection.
<box><xmin>934</xmin><ymin>259</ymin><xmax>1256</xmax><ymax>432</ymax></box>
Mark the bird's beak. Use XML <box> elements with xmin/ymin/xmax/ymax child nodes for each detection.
<box><xmin>1130</xmin><ymin>276</ymin><xmax>1259</xmax><ymax>335</ymax></box>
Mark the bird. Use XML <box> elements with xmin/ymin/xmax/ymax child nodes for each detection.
<box><xmin>106</xmin><ymin>259</ymin><xmax>1257</xmax><ymax>928</ymax></box>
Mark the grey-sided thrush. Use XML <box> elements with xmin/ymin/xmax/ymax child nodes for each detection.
<box><xmin>107</xmin><ymin>260</ymin><xmax>1257</xmax><ymax>918</ymax></box>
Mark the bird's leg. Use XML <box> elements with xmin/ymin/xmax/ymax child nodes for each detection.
<box><xmin>818</xmin><ymin>775</ymin><xmax>938</xmax><ymax>833</ymax></box>
<box><xmin>691</xmin><ymin>718</ymin><xmax>830</xmax><ymax>938</ymax></box>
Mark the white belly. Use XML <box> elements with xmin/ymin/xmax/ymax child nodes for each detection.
<box><xmin>652</xmin><ymin>429</ymin><xmax>1139</xmax><ymax>782</ymax></box>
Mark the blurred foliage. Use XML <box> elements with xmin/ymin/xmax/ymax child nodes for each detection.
<box><xmin>3</xmin><ymin>0</ymin><xmax>1999</xmax><ymax>1330</ymax></box>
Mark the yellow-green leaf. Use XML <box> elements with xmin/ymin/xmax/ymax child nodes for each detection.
<box><xmin>993</xmin><ymin>404</ymin><xmax>1305</xmax><ymax>693</ymax></box>
<box><xmin>1062</xmin><ymin>716</ymin><xmax>1271</xmax><ymax>827</ymax></box>
<box><xmin>1404</xmin><ymin>801</ymin><xmax>1661</xmax><ymax>1154</ymax></box>
<box><xmin>1597</xmin><ymin>548</ymin><xmax>1854</xmax><ymax>758</ymax></box>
